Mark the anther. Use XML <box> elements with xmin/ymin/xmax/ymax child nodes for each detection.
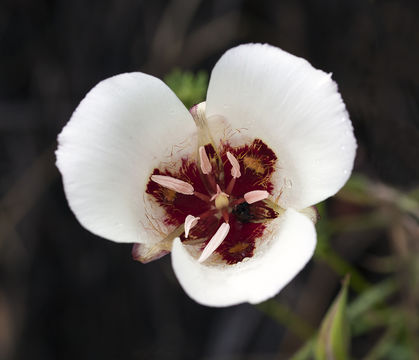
<box><xmin>199</xmin><ymin>146</ymin><xmax>212</xmax><ymax>174</ymax></box>
<box><xmin>198</xmin><ymin>222</ymin><xmax>230</xmax><ymax>263</ymax></box>
<box><xmin>244</xmin><ymin>190</ymin><xmax>269</xmax><ymax>204</ymax></box>
<box><xmin>151</xmin><ymin>175</ymin><xmax>194</xmax><ymax>195</ymax></box>
<box><xmin>226</xmin><ymin>152</ymin><xmax>241</xmax><ymax>178</ymax></box>
<box><xmin>184</xmin><ymin>215</ymin><xmax>199</xmax><ymax>238</ymax></box>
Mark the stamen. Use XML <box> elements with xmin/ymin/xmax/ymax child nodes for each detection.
<box><xmin>226</xmin><ymin>152</ymin><xmax>241</xmax><ymax>178</ymax></box>
<box><xmin>197</xmin><ymin>208</ymin><xmax>218</xmax><ymax>220</ymax></box>
<box><xmin>198</xmin><ymin>222</ymin><xmax>230</xmax><ymax>263</ymax></box>
<box><xmin>194</xmin><ymin>191</ymin><xmax>211</xmax><ymax>202</ymax></box>
<box><xmin>244</xmin><ymin>190</ymin><xmax>269</xmax><ymax>204</ymax></box>
<box><xmin>199</xmin><ymin>146</ymin><xmax>212</xmax><ymax>174</ymax></box>
<box><xmin>231</xmin><ymin>198</ymin><xmax>246</xmax><ymax>206</ymax></box>
<box><xmin>222</xmin><ymin>208</ymin><xmax>229</xmax><ymax>223</ymax></box>
<box><xmin>226</xmin><ymin>178</ymin><xmax>236</xmax><ymax>194</ymax></box>
<box><xmin>151</xmin><ymin>175</ymin><xmax>194</xmax><ymax>195</ymax></box>
<box><xmin>207</xmin><ymin>174</ymin><xmax>217</xmax><ymax>192</ymax></box>
<box><xmin>184</xmin><ymin>215</ymin><xmax>200</xmax><ymax>238</ymax></box>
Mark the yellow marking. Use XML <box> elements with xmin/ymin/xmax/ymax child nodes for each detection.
<box><xmin>162</xmin><ymin>188</ymin><xmax>176</xmax><ymax>202</ymax></box>
<box><xmin>243</xmin><ymin>156</ymin><xmax>265</xmax><ymax>175</ymax></box>
<box><xmin>228</xmin><ymin>242</ymin><xmax>250</xmax><ymax>254</ymax></box>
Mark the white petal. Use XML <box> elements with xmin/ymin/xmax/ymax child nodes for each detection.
<box><xmin>56</xmin><ymin>73</ymin><xmax>196</xmax><ymax>244</ymax></box>
<box><xmin>206</xmin><ymin>44</ymin><xmax>356</xmax><ymax>209</ymax></box>
<box><xmin>132</xmin><ymin>242</ymin><xmax>170</xmax><ymax>264</ymax></box>
<box><xmin>171</xmin><ymin>208</ymin><xmax>316</xmax><ymax>307</ymax></box>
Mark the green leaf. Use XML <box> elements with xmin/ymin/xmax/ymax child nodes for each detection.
<box><xmin>164</xmin><ymin>68</ymin><xmax>208</xmax><ymax>109</ymax></box>
<box><xmin>348</xmin><ymin>278</ymin><xmax>397</xmax><ymax>321</ymax></box>
<box><xmin>315</xmin><ymin>275</ymin><xmax>351</xmax><ymax>360</ymax></box>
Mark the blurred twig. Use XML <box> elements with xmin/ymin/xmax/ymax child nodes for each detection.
<box><xmin>180</xmin><ymin>11</ymin><xmax>241</xmax><ymax>68</ymax></box>
<box><xmin>145</xmin><ymin>0</ymin><xmax>202</xmax><ymax>74</ymax></box>
<box><xmin>337</xmin><ymin>174</ymin><xmax>419</xmax><ymax>220</ymax></box>
<box><xmin>0</xmin><ymin>145</ymin><xmax>57</xmax><ymax>245</ymax></box>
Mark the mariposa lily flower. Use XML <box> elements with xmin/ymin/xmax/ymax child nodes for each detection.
<box><xmin>56</xmin><ymin>44</ymin><xmax>356</xmax><ymax>307</ymax></box>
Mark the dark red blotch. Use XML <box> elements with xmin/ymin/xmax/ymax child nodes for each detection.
<box><xmin>145</xmin><ymin>139</ymin><xmax>278</xmax><ymax>264</ymax></box>
<box><xmin>221</xmin><ymin>139</ymin><xmax>277</xmax><ymax>196</ymax></box>
<box><xmin>145</xmin><ymin>159</ymin><xmax>210</xmax><ymax>226</ymax></box>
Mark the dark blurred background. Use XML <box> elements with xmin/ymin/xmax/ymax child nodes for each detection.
<box><xmin>1</xmin><ymin>0</ymin><xmax>418</xmax><ymax>359</ymax></box>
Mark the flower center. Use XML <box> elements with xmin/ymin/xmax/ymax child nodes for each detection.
<box><xmin>145</xmin><ymin>136</ymin><xmax>279</xmax><ymax>265</ymax></box>
<box><xmin>214</xmin><ymin>193</ymin><xmax>229</xmax><ymax>210</ymax></box>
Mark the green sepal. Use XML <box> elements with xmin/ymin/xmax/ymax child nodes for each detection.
<box><xmin>315</xmin><ymin>275</ymin><xmax>351</xmax><ymax>360</ymax></box>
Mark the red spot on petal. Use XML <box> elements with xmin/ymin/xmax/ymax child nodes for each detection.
<box><xmin>146</xmin><ymin>159</ymin><xmax>211</xmax><ymax>226</ymax></box>
<box><xmin>145</xmin><ymin>139</ymin><xmax>279</xmax><ymax>265</ymax></box>
<box><xmin>221</xmin><ymin>139</ymin><xmax>277</xmax><ymax>197</ymax></box>
<box><xmin>180</xmin><ymin>214</ymin><xmax>219</xmax><ymax>243</ymax></box>
<box><xmin>215</xmin><ymin>213</ymin><xmax>265</xmax><ymax>264</ymax></box>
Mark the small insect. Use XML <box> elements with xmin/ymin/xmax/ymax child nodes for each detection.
<box><xmin>232</xmin><ymin>202</ymin><xmax>254</xmax><ymax>223</ymax></box>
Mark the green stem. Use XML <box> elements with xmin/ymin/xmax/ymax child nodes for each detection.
<box><xmin>363</xmin><ymin>321</ymin><xmax>402</xmax><ymax>360</ymax></box>
<box><xmin>315</xmin><ymin>247</ymin><xmax>370</xmax><ymax>293</ymax></box>
<box><xmin>256</xmin><ymin>300</ymin><xmax>315</xmax><ymax>341</ymax></box>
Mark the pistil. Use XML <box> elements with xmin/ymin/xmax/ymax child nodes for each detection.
<box><xmin>211</xmin><ymin>184</ymin><xmax>230</xmax><ymax>209</ymax></box>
